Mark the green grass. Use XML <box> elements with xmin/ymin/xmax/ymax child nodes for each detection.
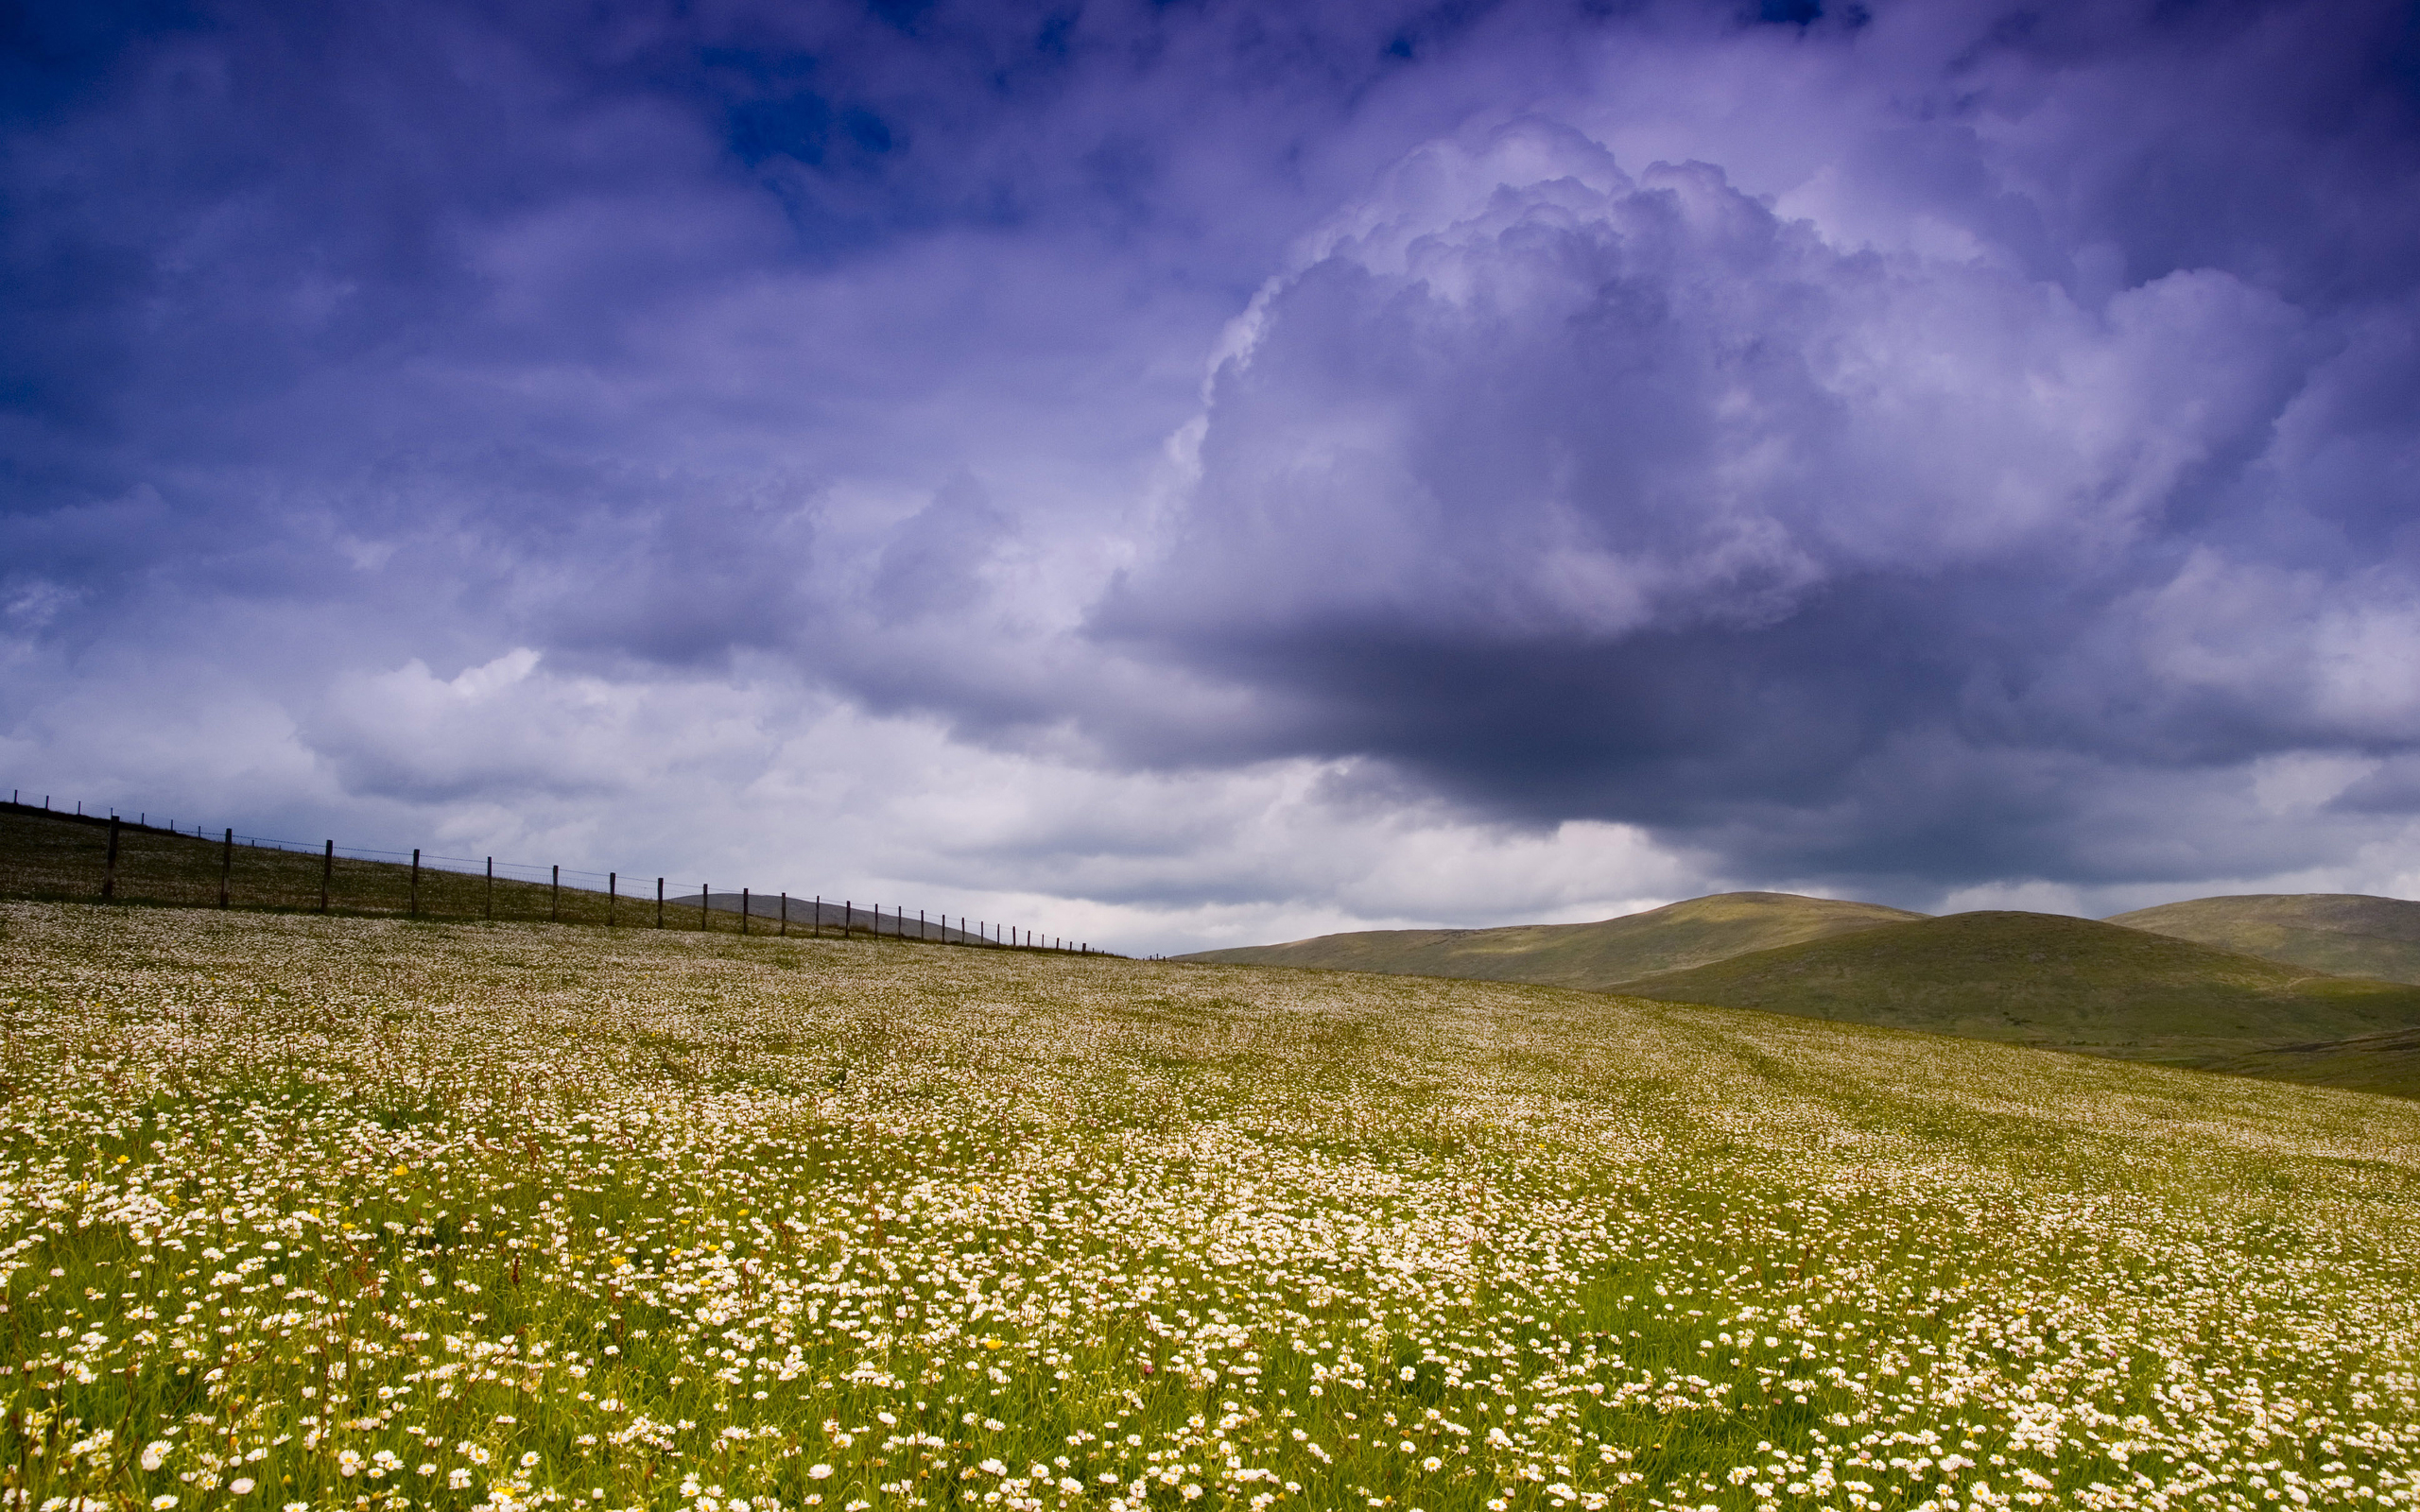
<box><xmin>1177</xmin><ymin>895</ymin><xmax>1922</xmax><ymax>992</ymax></box>
<box><xmin>2204</xmin><ymin>1023</ymin><xmax>2420</xmax><ymax>1097</ymax></box>
<box><xmin>0</xmin><ymin>902</ymin><xmax>2414</xmax><ymax>1512</ymax></box>
<box><xmin>2105</xmin><ymin>894</ymin><xmax>2420</xmax><ymax>985</ymax></box>
<box><xmin>1606</xmin><ymin>910</ymin><xmax>2420</xmax><ymax>1072</ymax></box>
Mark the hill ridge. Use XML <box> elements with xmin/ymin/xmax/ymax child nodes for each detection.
<box><xmin>1178</xmin><ymin>890</ymin><xmax>1923</xmax><ymax>991</ymax></box>
<box><xmin>2107</xmin><ymin>892</ymin><xmax>2420</xmax><ymax>984</ymax></box>
<box><xmin>1605</xmin><ymin>909</ymin><xmax>2420</xmax><ymax>1079</ymax></box>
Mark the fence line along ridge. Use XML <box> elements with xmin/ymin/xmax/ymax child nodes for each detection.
<box><xmin>0</xmin><ymin>793</ymin><xmax>1110</xmax><ymax>955</ymax></box>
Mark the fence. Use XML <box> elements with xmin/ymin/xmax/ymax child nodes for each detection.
<box><xmin>0</xmin><ymin>793</ymin><xmax>1107</xmax><ymax>954</ymax></box>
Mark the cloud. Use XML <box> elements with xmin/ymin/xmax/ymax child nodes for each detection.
<box><xmin>7</xmin><ymin>0</ymin><xmax>2420</xmax><ymax>950</ymax></box>
<box><xmin>1080</xmin><ymin>59</ymin><xmax>2420</xmax><ymax>901</ymax></box>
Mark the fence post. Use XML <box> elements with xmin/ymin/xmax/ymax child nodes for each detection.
<box><xmin>551</xmin><ymin>866</ymin><xmax>560</xmax><ymax>923</ymax></box>
<box><xmin>700</xmin><ymin>885</ymin><xmax>709</xmax><ymax>930</ymax></box>
<box><xmin>609</xmin><ymin>872</ymin><xmax>617</xmax><ymax>928</ymax></box>
<box><xmin>486</xmin><ymin>857</ymin><xmax>493</xmax><ymax>920</ymax></box>
<box><xmin>410</xmin><ymin>849</ymin><xmax>421</xmax><ymax>917</ymax></box>
<box><xmin>101</xmin><ymin>815</ymin><xmax>121</xmax><ymax>901</ymax></box>
<box><xmin>814</xmin><ymin>895</ymin><xmax>821</xmax><ymax>939</ymax></box>
<box><xmin>219</xmin><ymin>828</ymin><xmax>233</xmax><ymax>908</ymax></box>
<box><xmin>844</xmin><ymin>901</ymin><xmax>852</xmax><ymax>940</ymax></box>
<box><xmin>741</xmin><ymin>887</ymin><xmax>751</xmax><ymax>936</ymax></box>
<box><xmin>781</xmin><ymin>892</ymin><xmax>788</xmax><ymax>936</ymax></box>
<box><xmin>656</xmin><ymin>877</ymin><xmax>664</xmax><ymax>928</ymax></box>
<box><xmin>321</xmin><ymin>840</ymin><xmax>333</xmax><ymax>913</ymax></box>
<box><xmin>920</xmin><ymin>909</ymin><xmax>925</xmax><ymax>940</ymax></box>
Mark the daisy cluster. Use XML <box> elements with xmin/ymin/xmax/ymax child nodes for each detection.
<box><xmin>0</xmin><ymin>902</ymin><xmax>2413</xmax><ymax>1512</ymax></box>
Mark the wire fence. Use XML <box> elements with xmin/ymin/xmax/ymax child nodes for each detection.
<box><xmin>1</xmin><ymin>791</ymin><xmax>1108</xmax><ymax>954</ymax></box>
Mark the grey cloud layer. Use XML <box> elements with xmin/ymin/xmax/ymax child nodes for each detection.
<box><xmin>7</xmin><ymin>0</ymin><xmax>2420</xmax><ymax>925</ymax></box>
<box><xmin>1087</xmin><ymin>14</ymin><xmax>2420</xmax><ymax>895</ymax></box>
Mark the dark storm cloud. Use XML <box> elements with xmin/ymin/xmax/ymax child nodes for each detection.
<box><xmin>7</xmin><ymin>0</ymin><xmax>2420</xmax><ymax>936</ymax></box>
<box><xmin>1091</xmin><ymin>6</ymin><xmax>2420</xmax><ymax>896</ymax></box>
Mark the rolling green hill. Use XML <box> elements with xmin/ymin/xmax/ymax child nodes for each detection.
<box><xmin>1177</xmin><ymin>890</ymin><xmax>1923</xmax><ymax>990</ymax></box>
<box><xmin>1608</xmin><ymin>909</ymin><xmax>2420</xmax><ymax>1072</ymax></box>
<box><xmin>2105</xmin><ymin>892</ymin><xmax>2420</xmax><ymax>984</ymax></box>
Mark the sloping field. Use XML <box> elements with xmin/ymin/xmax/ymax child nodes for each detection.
<box><xmin>2106</xmin><ymin>894</ymin><xmax>2420</xmax><ymax>984</ymax></box>
<box><xmin>0</xmin><ymin>804</ymin><xmax>996</xmax><ymax>944</ymax></box>
<box><xmin>1607</xmin><ymin>911</ymin><xmax>2420</xmax><ymax>1070</ymax></box>
<box><xmin>0</xmin><ymin>803</ymin><xmax>710</xmax><ymax>929</ymax></box>
<box><xmin>2204</xmin><ymin>1023</ymin><xmax>2420</xmax><ymax>1098</ymax></box>
<box><xmin>2</xmin><ymin>901</ymin><xmax>2415</xmax><ymax>1512</ymax></box>
<box><xmin>1178</xmin><ymin>893</ymin><xmax>1923</xmax><ymax>990</ymax></box>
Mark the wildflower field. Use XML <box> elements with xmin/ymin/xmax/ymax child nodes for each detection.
<box><xmin>1</xmin><ymin>903</ymin><xmax>2414</xmax><ymax>1512</ymax></box>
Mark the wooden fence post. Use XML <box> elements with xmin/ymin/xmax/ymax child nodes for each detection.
<box><xmin>741</xmin><ymin>887</ymin><xmax>751</xmax><ymax>936</ymax></box>
<box><xmin>844</xmin><ymin>900</ymin><xmax>852</xmax><ymax>940</ymax></box>
<box><xmin>780</xmin><ymin>892</ymin><xmax>788</xmax><ymax>936</ymax></box>
<box><xmin>410</xmin><ymin>849</ymin><xmax>421</xmax><ymax>917</ymax></box>
<box><xmin>486</xmin><ymin>857</ymin><xmax>494</xmax><ymax>920</ymax></box>
<box><xmin>219</xmin><ymin>828</ymin><xmax>233</xmax><ymax>908</ymax></box>
<box><xmin>101</xmin><ymin>815</ymin><xmax>121</xmax><ymax>901</ymax></box>
<box><xmin>656</xmin><ymin>877</ymin><xmax>664</xmax><ymax>928</ymax></box>
<box><xmin>320</xmin><ymin>840</ymin><xmax>333</xmax><ymax>913</ymax></box>
<box><xmin>609</xmin><ymin>872</ymin><xmax>617</xmax><ymax>928</ymax></box>
<box><xmin>814</xmin><ymin>895</ymin><xmax>821</xmax><ymax>939</ymax></box>
<box><xmin>700</xmin><ymin>885</ymin><xmax>709</xmax><ymax>930</ymax></box>
<box><xmin>551</xmin><ymin>865</ymin><xmax>560</xmax><ymax>923</ymax></box>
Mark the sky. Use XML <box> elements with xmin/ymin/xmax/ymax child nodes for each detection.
<box><xmin>6</xmin><ymin>0</ymin><xmax>2420</xmax><ymax>955</ymax></box>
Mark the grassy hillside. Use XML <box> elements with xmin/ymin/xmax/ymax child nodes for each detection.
<box><xmin>2</xmin><ymin>899</ymin><xmax>2415</xmax><ymax>1512</ymax></box>
<box><xmin>1178</xmin><ymin>890</ymin><xmax>1922</xmax><ymax>989</ymax></box>
<box><xmin>1609</xmin><ymin>909</ymin><xmax>2420</xmax><ymax>1071</ymax></box>
<box><xmin>2205</xmin><ymin>1023</ymin><xmax>2420</xmax><ymax>1098</ymax></box>
<box><xmin>0</xmin><ymin>801</ymin><xmax>998</xmax><ymax>943</ymax></box>
<box><xmin>2106</xmin><ymin>891</ymin><xmax>2420</xmax><ymax>983</ymax></box>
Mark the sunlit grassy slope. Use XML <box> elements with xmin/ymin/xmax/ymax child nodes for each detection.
<box><xmin>2105</xmin><ymin>894</ymin><xmax>2420</xmax><ymax>985</ymax></box>
<box><xmin>1606</xmin><ymin>911</ymin><xmax>2420</xmax><ymax>1070</ymax></box>
<box><xmin>1177</xmin><ymin>894</ymin><xmax>1922</xmax><ymax>991</ymax></box>
<box><xmin>3</xmin><ymin>901</ymin><xmax>2415</xmax><ymax>1512</ymax></box>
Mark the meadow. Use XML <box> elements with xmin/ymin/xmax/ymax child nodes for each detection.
<box><xmin>1</xmin><ymin>901</ymin><xmax>2414</xmax><ymax>1512</ymax></box>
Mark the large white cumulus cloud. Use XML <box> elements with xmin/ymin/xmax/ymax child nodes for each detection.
<box><xmin>1129</xmin><ymin>117</ymin><xmax>2307</xmax><ymax>641</ymax></box>
<box><xmin>1093</xmin><ymin>110</ymin><xmax>2420</xmax><ymax>896</ymax></box>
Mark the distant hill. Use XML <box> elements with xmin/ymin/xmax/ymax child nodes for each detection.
<box><xmin>1176</xmin><ymin>891</ymin><xmax>1924</xmax><ymax>992</ymax></box>
<box><xmin>2104</xmin><ymin>893</ymin><xmax>2420</xmax><ymax>985</ymax></box>
<box><xmin>1608</xmin><ymin>910</ymin><xmax>2420</xmax><ymax>1066</ymax></box>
